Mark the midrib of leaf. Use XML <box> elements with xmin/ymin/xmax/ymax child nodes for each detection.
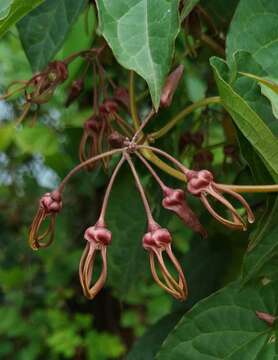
<box><xmin>143</xmin><ymin>0</ymin><xmax>157</xmax><ymax>101</ymax></box>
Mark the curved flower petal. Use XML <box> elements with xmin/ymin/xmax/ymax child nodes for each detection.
<box><xmin>79</xmin><ymin>224</ymin><xmax>112</xmax><ymax>300</ymax></box>
<box><xmin>187</xmin><ymin>170</ymin><xmax>254</xmax><ymax>230</ymax></box>
<box><xmin>149</xmin><ymin>245</ymin><xmax>188</xmax><ymax>300</ymax></box>
<box><xmin>79</xmin><ymin>242</ymin><xmax>108</xmax><ymax>300</ymax></box>
<box><xmin>143</xmin><ymin>225</ymin><xmax>188</xmax><ymax>301</ymax></box>
<box><xmin>28</xmin><ymin>191</ymin><xmax>62</xmax><ymax>250</ymax></box>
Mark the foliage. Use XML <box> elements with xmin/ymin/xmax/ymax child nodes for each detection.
<box><xmin>0</xmin><ymin>0</ymin><xmax>277</xmax><ymax>359</ymax></box>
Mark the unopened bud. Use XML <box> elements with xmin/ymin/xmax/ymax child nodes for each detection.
<box><xmin>160</xmin><ymin>65</ymin><xmax>184</xmax><ymax>108</ymax></box>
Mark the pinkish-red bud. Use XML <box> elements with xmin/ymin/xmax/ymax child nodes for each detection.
<box><xmin>99</xmin><ymin>100</ymin><xmax>118</xmax><ymax>115</ymax></box>
<box><xmin>256</xmin><ymin>311</ymin><xmax>276</xmax><ymax>326</ymax></box>
<box><xmin>108</xmin><ymin>131</ymin><xmax>125</xmax><ymax>148</ymax></box>
<box><xmin>65</xmin><ymin>79</ymin><xmax>84</xmax><ymax>107</ymax></box>
<box><xmin>162</xmin><ymin>187</ymin><xmax>207</xmax><ymax>237</ymax></box>
<box><xmin>113</xmin><ymin>87</ymin><xmax>130</xmax><ymax>109</ymax></box>
<box><xmin>84</xmin><ymin>225</ymin><xmax>112</xmax><ymax>246</ymax></box>
<box><xmin>160</xmin><ymin>65</ymin><xmax>184</xmax><ymax>108</ymax></box>
<box><xmin>40</xmin><ymin>191</ymin><xmax>62</xmax><ymax>214</ymax></box>
<box><xmin>143</xmin><ymin>227</ymin><xmax>172</xmax><ymax>250</ymax></box>
<box><xmin>187</xmin><ymin>170</ymin><xmax>213</xmax><ymax>195</ymax></box>
<box><xmin>84</xmin><ymin>116</ymin><xmax>102</xmax><ymax>133</ymax></box>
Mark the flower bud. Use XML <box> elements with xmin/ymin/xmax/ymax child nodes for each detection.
<box><xmin>65</xmin><ymin>79</ymin><xmax>84</xmax><ymax>107</ymax></box>
<box><xmin>162</xmin><ymin>187</ymin><xmax>207</xmax><ymax>237</ymax></box>
<box><xmin>84</xmin><ymin>225</ymin><xmax>112</xmax><ymax>246</ymax></box>
<box><xmin>160</xmin><ymin>65</ymin><xmax>184</xmax><ymax>108</ymax></box>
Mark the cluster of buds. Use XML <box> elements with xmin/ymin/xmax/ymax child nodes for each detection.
<box><xmin>79</xmin><ymin>97</ymin><xmax>131</xmax><ymax>172</ymax></box>
<box><xmin>26</xmin><ymin>62</ymin><xmax>256</xmax><ymax>303</ymax></box>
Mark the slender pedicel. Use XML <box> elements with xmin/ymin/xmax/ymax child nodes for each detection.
<box><xmin>137</xmin><ymin>144</ymin><xmax>190</xmax><ymax>174</ymax></box>
<box><xmin>58</xmin><ymin>148</ymin><xmax>126</xmax><ymax>192</ymax></box>
<box><xmin>98</xmin><ymin>155</ymin><xmax>126</xmax><ymax>223</ymax></box>
<box><xmin>124</xmin><ymin>152</ymin><xmax>155</xmax><ymax>225</ymax></box>
<box><xmin>79</xmin><ymin>156</ymin><xmax>125</xmax><ymax>299</ymax></box>
<box><xmin>135</xmin><ymin>152</ymin><xmax>206</xmax><ymax>237</ymax></box>
<box><xmin>131</xmin><ymin>108</ymin><xmax>156</xmax><ymax>143</ymax></box>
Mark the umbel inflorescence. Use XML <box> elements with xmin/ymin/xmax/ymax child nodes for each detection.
<box><xmin>3</xmin><ymin>46</ymin><xmax>256</xmax><ymax>302</ymax></box>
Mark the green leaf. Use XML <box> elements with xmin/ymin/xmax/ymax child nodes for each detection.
<box><xmin>227</xmin><ymin>0</ymin><xmax>278</xmax><ymax>79</ymax></box>
<box><xmin>17</xmin><ymin>0</ymin><xmax>86</xmax><ymax>72</ymax></box>
<box><xmin>0</xmin><ymin>0</ymin><xmax>44</xmax><ymax>38</ymax></box>
<box><xmin>106</xmin><ymin>168</ymin><xmax>147</xmax><ymax>297</ymax></box>
<box><xmin>261</xmin><ymin>84</ymin><xmax>278</xmax><ymax>120</ymax></box>
<box><xmin>210</xmin><ymin>56</ymin><xmax>278</xmax><ymax>179</ymax></box>
<box><xmin>96</xmin><ymin>0</ymin><xmax>180</xmax><ymax>110</ymax></box>
<box><xmin>180</xmin><ymin>0</ymin><xmax>199</xmax><ymax>21</ymax></box>
<box><xmin>157</xmin><ymin>281</ymin><xmax>278</xmax><ymax>360</ymax></box>
<box><xmin>242</xmin><ymin>196</ymin><xmax>278</xmax><ymax>284</ymax></box>
<box><xmin>127</xmin><ymin>311</ymin><xmax>182</xmax><ymax>360</ymax></box>
<box><xmin>239</xmin><ymin>73</ymin><xmax>278</xmax><ymax>95</ymax></box>
<box><xmin>15</xmin><ymin>125</ymin><xmax>59</xmax><ymax>156</ymax></box>
<box><xmin>226</xmin><ymin>0</ymin><xmax>278</xmax><ymax>119</ymax></box>
<box><xmin>237</xmin><ymin>132</ymin><xmax>273</xmax><ymax>185</ymax></box>
<box><xmin>239</xmin><ymin>72</ymin><xmax>278</xmax><ymax>119</ymax></box>
<box><xmin>232</xmin><ymin>52</ymin><xmax>278</xmax><ymax>135</ymax></box>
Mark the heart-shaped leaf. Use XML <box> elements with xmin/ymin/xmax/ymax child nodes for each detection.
<box><xmin>0</xmin><ymin>0</ymin><xmax>44</xmax><ymax>38</ymax></box>
<box><xmin>157</xmin><ymin>280</ymin><xmax>278</xmax><ymax>359</ymax></box>
<box><xmin>17</xmin><ymin>0</ymin><xmax>86</xmax><ymax>72</ymax></box>
<box><xmin>96</xmin><ymin>0</ymin><xmax>180</xmax><ymax>110</ymax></box>
<box><xmin>242</xmin><ymin>196</ymin><xmax>278</xmax><ymax>284</ymax></box>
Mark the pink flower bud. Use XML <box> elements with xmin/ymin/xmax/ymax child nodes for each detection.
<box><xmin>187</xmin><ymin>170</ymin><xmax>213</xmax><ymax>195</ymax></box>
<box><xmin>143</xmin><ymin>227</ymin><xmax>172</xmax><ymax>250</ymax></box>
<box><xmin>113</xmin><ymin>87</ymin><xmax>129</xmax><ymax>109</ymax></box>
<box><xmin>84</xmin><ymin>225</ymin><xmax>112</xmax><ymax>246</ymax></box>
<box><xmin>65</xmin><ymin>79</ymin><xmax>84</xmax><ymax>107</ymax></box>
<box><xmin>84</xmin><ymin>116</ymin><xmax>102</xmax><ymax>133</ymax></box>
<box><xmin>99</xmin><ymin>100</ymin><xmax>118</xmax><ymax>115</ymax></box>
<box><xmin>40</xmin><ymin>191</ymin><xmax>62</xmax><ymax>214</ymax></box>
<box><xmin>162</xmin><ymin>187</ymin><xmax>207</xmax><ymax>237</ymax></box>
<box><xmin>256</xmin><ymin>311</ymin><xmax>276</xmax><ymax>327</ymax></box>
<box><xmin>160</xmin><ymin>65</ymin><xmax>184</xmax><ymax>108</ymax></box>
